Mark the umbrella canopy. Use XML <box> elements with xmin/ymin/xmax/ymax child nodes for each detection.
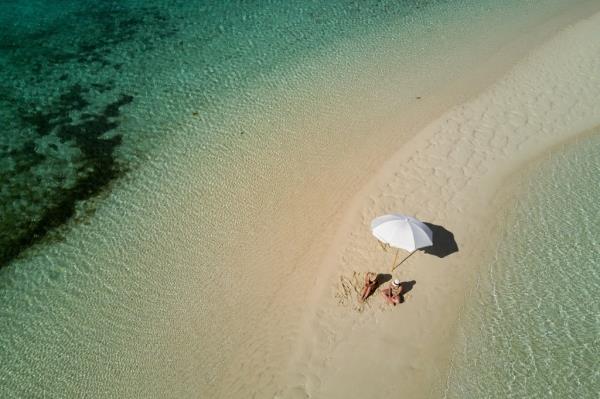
<box><xmin>371</xmin><ymin>214</ymin><xmax>433</xmax><ymax>252</ymax></box>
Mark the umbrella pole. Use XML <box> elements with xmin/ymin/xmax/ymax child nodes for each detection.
<box><xmin>390</xmin><ymin>248</ymin><xmax>399</xmax><ymax>271</ymax></box>
<box><xmin>391</xmin><ymin>250</ymin><xmax>415</xmax><ymax>272</ymax></box>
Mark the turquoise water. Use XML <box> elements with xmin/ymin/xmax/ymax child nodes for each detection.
<box><xmin>443</xmin><ymin>133</ymin><xmax>600</xmax><ymax>398</ymax></box>
<box><xmin>1</xmin><ymin>1</ymin><xmax>598</xmax><ymax>397</ymax></box>
<box><xmin>0</xmin><ymin>0</ymin><xmax>592</xmax><ymax>267</ymax></box>
<box><xmin>2</xmin><ymin>0</ymin><xmax>438</xmax><ymax>266</ymax></box>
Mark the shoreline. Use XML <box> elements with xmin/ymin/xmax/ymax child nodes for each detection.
<box><xmin>3</xmin><ymin>2</ymin><xmax>600</xmax><ymax>398</ymax></box>
<box><xmin>441</xmin><ymin>128</ymin><xmax>600</xmax><ymax>397</ymax></box>
<box><xmin>122</xmin><ymin>3</ymin><xmax>600</xmax><ymax>397</ymax></box>
<box><xmin>439</xmin><ymin>126</ymin><xmax>600</xmax><ymax>397</ymax></box>
<box><xmin>283</xmin><ymin>9</ymin><xmax>600</xmax><ymax>399</ymax></box>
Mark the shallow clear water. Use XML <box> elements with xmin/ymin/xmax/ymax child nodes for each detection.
<box><xmin>0</xmin><ymin>0</ymin><xmax>590</xmax><ymax>267</ymax></box>
<box><xmin>1</xmin><ymin>1</ymin><xmax>598</xmax><ymax>397</ymax></box>
<box><xmin>3</xmin><ymin>0</ymin><xmax>436</xmax><ymax>266</ymax></box>
<box><xmin>443</xmin><ymin>132</ymin><xmax>600</xmax><ymax>398</ymax></box>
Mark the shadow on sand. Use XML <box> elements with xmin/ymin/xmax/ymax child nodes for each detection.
<box><xmin>360</xmin><ymin>273</ymin><xmax>392</xmax><ymax>302</ymax></box>
<box><xmin>399</xmin><ymin>280</ymin><xmax>416</xmax><ymax>295</ymax></box>
<box><xmin>370</xmin><ymin>275</ymin><xmax>416</xmax><ymax>304</ymax></box>
<box><xmin>423</xmin><ymin>222</ymin><xmax>458</xmax><ymax>258</ymax></box>
<box><xmin>374</xmin><ymin>273</ymin><xmax>392</xmax><ymax>288</ymax></box>
<box><xmin>399</xmin><ymin>280</ymin><xmax>416</xmax><ymax>303</ymax></box>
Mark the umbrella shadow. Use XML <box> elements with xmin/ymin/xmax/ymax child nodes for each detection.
<box><xmin>423</xmin><ymin>223</ymin><xmax>459</xmax><ymax>258</ymax></box>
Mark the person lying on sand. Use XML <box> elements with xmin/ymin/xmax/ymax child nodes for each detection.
<box><xmin>359</xmin><ymin>272</ymin><xmax>377</xmax><ymax>302</ymax></box>
<box><xmin>381</xmin><ymin>279</ymin><xmax>403</xmax><ymax>305</ymax></box>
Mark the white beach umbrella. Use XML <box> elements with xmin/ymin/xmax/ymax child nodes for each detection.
<box><xmin>371</xmin><ymin>214</ymin><xmax>433</xmax><ymax>270</ymax></box>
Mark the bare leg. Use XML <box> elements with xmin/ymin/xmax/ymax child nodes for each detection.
<box><xmin>359</xmin><ymin>286</ymin><xmax>369</xmax><ymax>302</ymax></box>
<box><xmin>359</xmin><ymin>273</ymin><xmax>376</xmax><ymax>302</ymax></box>
<box><xmin>381</xmin><ymin>288</ymin><xmax>396</xmax><ymax>305</ymax></box>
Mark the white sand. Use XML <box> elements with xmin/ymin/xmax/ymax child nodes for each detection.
<box><xmin>280</xmin><ymin>11</ymin><xmax>600</xmax><ymax>399</ymax></box>
<box><xmin>142</xmin><ymin>6</ymin><xmax>600</xmax><ymax>398</ymax></box>
<box><xmin>10</xmin><ymin>4</ymin><xmax>597</xmax><ymax>398</ymax></box>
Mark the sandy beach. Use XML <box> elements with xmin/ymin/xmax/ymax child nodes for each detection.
<box><xmin>113</xmin><ymin>5</ymin><xmax>600</xmax><ymax>398</ymax></box>
<box><xmin>2</xmin><ymin>2</ymin><xmax>599</xmax><ymax>398</ymax></box>
<box><xmin>280</xmin><ymin>10</ymin><xmax>600</xmax><ymax>399</ymax></box>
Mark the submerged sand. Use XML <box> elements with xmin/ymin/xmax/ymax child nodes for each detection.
<box><xmin>3</xmin><ymin>3</ymin><xmax>599</xmax><ymax>399</ymax></box>
<box><xmin>281</xmin><ymin>11</ymin><xmax>600</xmax><ymax>399</ymax></box>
